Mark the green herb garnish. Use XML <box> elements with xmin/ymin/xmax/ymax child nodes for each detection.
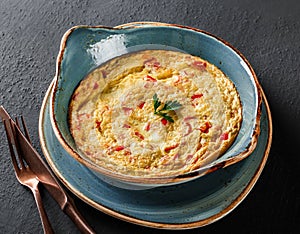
<box><xmin>153</xmin><ymin>93</ymin><xmax>182</xmax><ymax>123</ymax></box>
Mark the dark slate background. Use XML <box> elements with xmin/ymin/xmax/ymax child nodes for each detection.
<box><xmin>0</xmin><ymin>0</ymin><xmax>299</xmax><ymax>233</ymax></box>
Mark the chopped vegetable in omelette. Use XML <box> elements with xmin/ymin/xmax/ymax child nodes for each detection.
<box><xmin>68</xmin><ymin>50</ymin><xmax>242</xmax><ymax>177</ymax></box>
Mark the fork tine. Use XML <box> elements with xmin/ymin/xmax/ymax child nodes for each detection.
<box><xmin>15</xmin><ymin>116</ymin><xmax>32</xmax><ymax>144</ymax></box>
<box><xmin>3</xmin><ymin>120</ymin><xmax>20</xmax><ymax>173</ymax></box>
<box><xmin>9</xmin><ymin>119</ymin><xmax>26</xmax><ymax>170</ymax></box>
<box><xmin>20</xmin><ymin>116</ymin><xmax>32</xmax><ymax>144</ymax></box>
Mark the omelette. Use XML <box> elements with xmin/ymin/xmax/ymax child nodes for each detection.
<box><xmin>68</xmin><ymin>50</ymin><xmax>242</xmax><ymax>177</ymax></box>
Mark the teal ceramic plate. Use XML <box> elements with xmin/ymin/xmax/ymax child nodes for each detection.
<box><xmin>39</xmin><ymin>80</ymin><xmax>272</xmax><ymax>229</ymax></box>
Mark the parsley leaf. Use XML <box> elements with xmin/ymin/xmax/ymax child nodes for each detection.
<box><xmin>163</xmin><ymin>100</ymin><xmax>182</xmax><ymax>111</ymax></box>
<box><xmin>153</xmin><ymin>93</ymin><xmax>161</xmax><ymax>111</ymax></box>
<box><xmin>152</xmin><ymin>93</ymin><xmax>182</xmax><ymax>123</ymax></box>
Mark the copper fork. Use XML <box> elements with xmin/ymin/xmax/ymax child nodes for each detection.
<box><xmin>3</xmin><ymin>118</ymin><xmax>54</xmax><ymax>234</ymax></box>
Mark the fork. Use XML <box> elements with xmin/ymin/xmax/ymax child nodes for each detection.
<box><xmin>4</xmin><ymin>118</ymin><xmax>54</xmax><ymax>234</ymax></box>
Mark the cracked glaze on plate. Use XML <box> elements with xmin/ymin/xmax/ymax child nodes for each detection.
<box><xmin>39</xmin><ymin>79</ymin><xmax>272</xmax><ymax>229</ymax></box>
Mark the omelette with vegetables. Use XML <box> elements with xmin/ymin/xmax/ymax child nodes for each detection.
<box><xmin>68</xmin><ymin>50</ymin><xmax>242</xmax><ymax>177</ymax></box>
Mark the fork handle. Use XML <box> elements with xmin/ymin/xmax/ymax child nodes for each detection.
<box><xmin>32</xmin><ymin>186</ymin><xmax>54</xmax><ymax>234</ymax></box>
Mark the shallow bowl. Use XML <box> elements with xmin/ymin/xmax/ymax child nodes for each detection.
<box><xmin>50</xmin><ymin>22</ymin><xmax>261</xmax><ymax>190</ymax></box>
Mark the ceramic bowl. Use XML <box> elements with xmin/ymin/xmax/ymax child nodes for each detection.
<box><xmin>50</xmin><ymin>22</ymin><xmax>261</xmax><ymax>190</ymax></box>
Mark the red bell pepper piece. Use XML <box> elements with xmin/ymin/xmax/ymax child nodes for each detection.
<box><xmin>191</xmin><ymin>93</ymin><xmax>203</xmax><ymax>100</ymax></box>
<box><xmin>115</xmin><ymin>146</ymin><xmax>125</xmax><ymax>151</ymax></box>
<box><xmin>184</xmin><ymin>122</ymin><xmax>193</xmax><ymax>136</ymax></box>
<box><xmin>134</xmin><ymin>131</ymin><xmax>144</xmax><ymax>140</ymax></box>
<box><xmin>199</xmin><ymin>122</ymin><xmax>212</xmax><ymax>133</ymax></box>
<box><xmin>122</xmin><ymin>107</ymin><xmax>133</xmax><ymax>115</ymax></box>
<box><xmin>95</xmin><ymin>120</ymin><xmax>102</xmax><ymax>129</ymax></box>
<box><xmin>161</xmin><ymin>118</ymin><xmax>168</xmax><ymax>125</ymax></box>
<box><xmin>93</xmin><ymin>82</ymin><xmax>99</xmax><ymax>89</ymax></box>
<box><xmin>192</xmin><ymin>61</ymin><xmax>207</xmax><ymax>71</ymax></box>
<box><xmin>138</xmin><ymin>101</ymin><xmax>145</xmax><ymax>109</ymax></box>
<box><xmin>165</xmin><ymin>143</ymin><xmax>179</xmax><ymax>152</ymax></box>
<box><xmin>123</xmin><ymin>124</ymin><xmax>131</xmax><ymax>128</ymax></box>
<box><xmin>145</xmin><ymin>75</ymin><xmax>157</xmax><ymax>82</ymax></box>
<box><xmin>145</xmin><ymin>122</ymin><xmax>151</xmax><ymax>131</ymax></box>
<box><xmin>220</xmin><ymin>132</ymin><xmax>229</xmax><ymax>140</ymax></box>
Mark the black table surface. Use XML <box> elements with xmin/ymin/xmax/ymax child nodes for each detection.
<box><xmin>0</xmin><ymin>0</ymin><xmax>299</xmax><ymax>233</ymax></box>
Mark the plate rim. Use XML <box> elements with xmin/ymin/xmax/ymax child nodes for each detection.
<box><xmin>38</xmin><ymin>78</ymin><xmax>272</xmax><ymax>230</ymax></box>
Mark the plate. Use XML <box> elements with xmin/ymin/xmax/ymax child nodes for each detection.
<box><xmin>39</xmin><ymin>79</ymin><xmax>272</xmax><ymax>229</ymax></box>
